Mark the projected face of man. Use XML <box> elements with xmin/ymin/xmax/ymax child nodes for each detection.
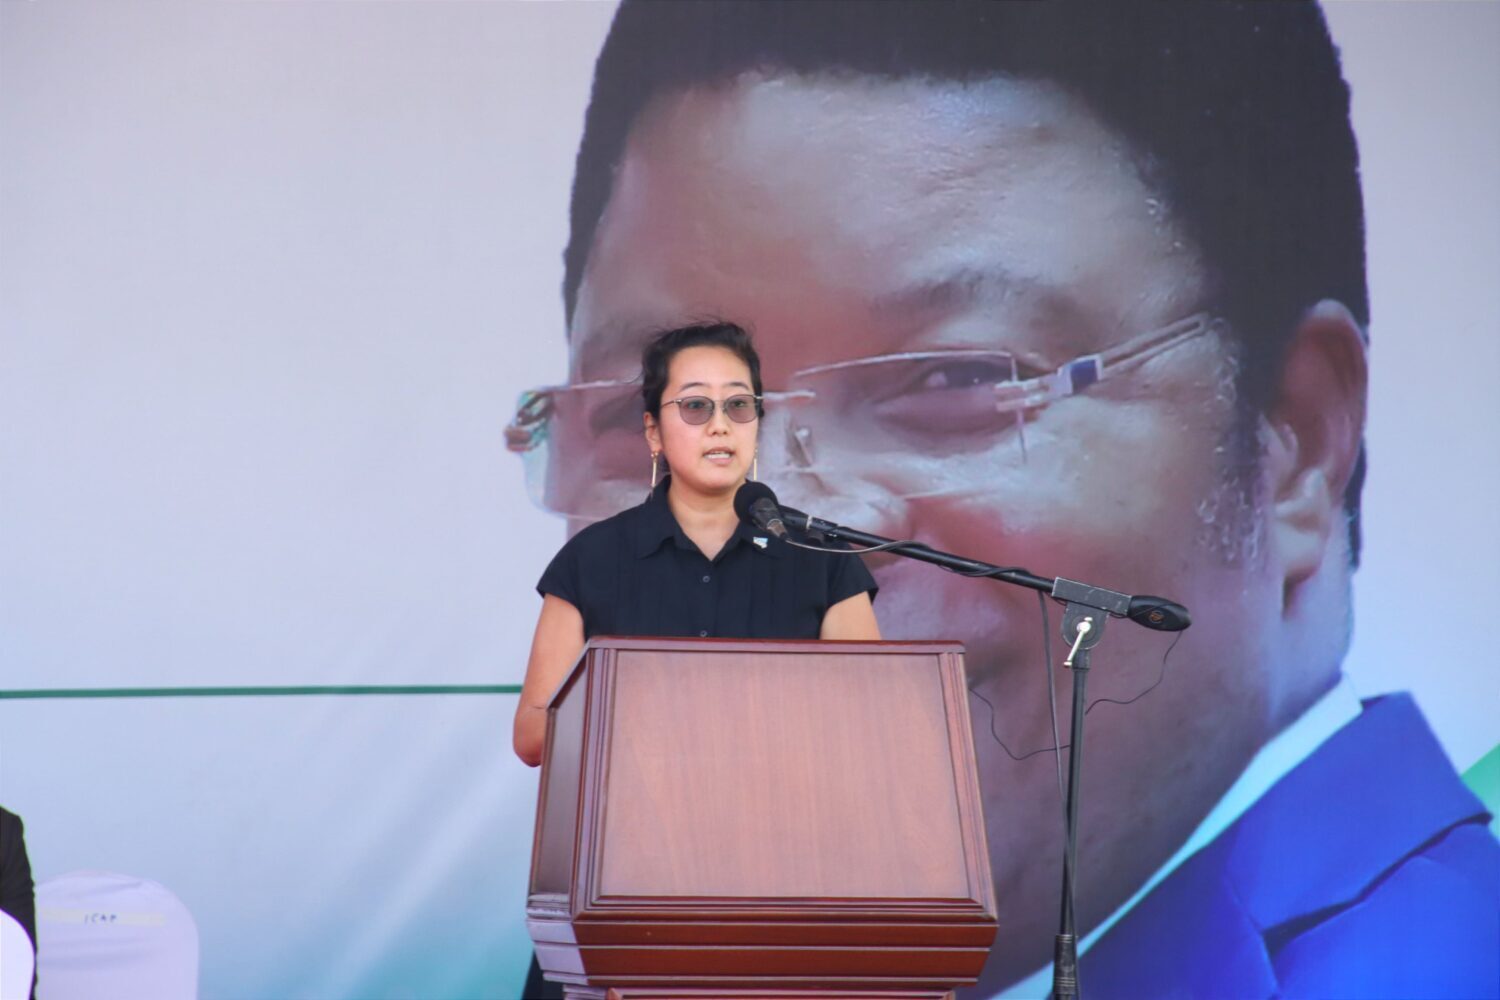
<box><xmin>567</xmin><ymin>74</ymin><xmax>1355</xmax><ymax>983</ymax></box>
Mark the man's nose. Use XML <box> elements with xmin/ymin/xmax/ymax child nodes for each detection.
<box><xmin>770</xmin><ymin>469</ymin><xmax>913</xmax><ymax>560</ymax></box>
<box><xmin>753</xmin><ymin>405</ymin><xmax>911</xmax><ymax>542</ymax></box>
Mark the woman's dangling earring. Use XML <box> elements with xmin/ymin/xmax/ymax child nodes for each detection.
<box><xmin>650</xmin><ymin>451</ymin><xmax>660</xmax><ymax>490</ymax></box>
<box><xmin>752</xmin><ymin>452</ymin><xmax>759</xmax><ymax>482</ymax></box>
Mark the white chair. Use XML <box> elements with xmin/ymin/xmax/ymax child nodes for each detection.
<box><xmin>36</xmin><ymin>871</ymin><xmax>197</xmax><ymax>1000</ymax></box>
<box><xmin>0</xmin><ymin>910</ymin><xmax>34</xmax><ymax>1000</ymax></box>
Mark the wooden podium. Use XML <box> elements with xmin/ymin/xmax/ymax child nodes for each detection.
<box><xmin>526</xmin><ymin>637</ymin><xmax>997</xmax><ymax>999</ymax></box>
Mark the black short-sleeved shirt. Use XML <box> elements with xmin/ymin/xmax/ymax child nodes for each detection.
<box><xmin>537</xmin><ymin>477</ymin><xmax>877</xmax><ymax>639</ymax></box>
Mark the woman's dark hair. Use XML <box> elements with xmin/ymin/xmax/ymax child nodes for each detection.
<box><xmin>640</xmin><ymin>322</ymin><xmax>764</xmax><ymax>419</ymax></box>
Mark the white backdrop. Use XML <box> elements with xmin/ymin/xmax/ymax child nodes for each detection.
<box><xmin>1</xmin><ymin>2</ymin><xmax>1496</xmax><ymax>997</ymax></box>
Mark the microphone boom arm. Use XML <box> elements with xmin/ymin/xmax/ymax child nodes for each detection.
<box><xmin>777</xmin><ymin>505</ymin><xmax>1190</xmax><ymax>632</ymax></box>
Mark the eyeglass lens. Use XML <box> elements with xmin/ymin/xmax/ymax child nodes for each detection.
<box><xmin>673</xmin><ymin>394</ymin><xmax>759</xmax><ymax>425</ymax></box>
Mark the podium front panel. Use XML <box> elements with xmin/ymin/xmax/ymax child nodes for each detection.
<box><xmin>595</xmin><ymin>648</ymin><xmax>971</xmax><ymax>900</ymax></box>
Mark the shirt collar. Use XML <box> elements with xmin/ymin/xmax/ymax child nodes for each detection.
<box><xmin>631</xmin><ymin>476</ymin><xmax>681</xmax><ymax>558</ymax></box>
<box><xmin>631</xmin><ymin>475</ymin><xmax>785</xmax><ymax>559</ymax></box>
<box><xmin>730</xmin><ymin>511</ymin><xmax>787</xmax><ymax>559</ymax></box>
<box><xmin>1085</xmin><ymin>676</ymin><xmax>1361</xmax><ymax>935</ymax></box>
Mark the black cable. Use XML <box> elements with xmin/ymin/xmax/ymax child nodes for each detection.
<box><xmin>777</xmin><ymin>535</ymin><xmax>921</xmax><ymax>556</ymax></box>
<box><xmin>966</xmin><ymin>622</ymin><xmax>1185</xmax><ymax>760</ymax></box>
<box><xmin>778</xmin><ymin>533</ymin><xmax>1030</xmax><ymax>578</ymax></box>
<box><xmin>1081</xmin><ymin>630</ymin><xmax>1184</xmax><ymax>712</ymax></box>
<box><xmin>779</xmin><ymin>528</ymin><xmax>1185</xmax><ymax>756</ymax></box>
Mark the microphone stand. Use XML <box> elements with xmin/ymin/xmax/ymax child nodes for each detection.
<box><xmin>1050</xmin><ymin>601</ymin><xmax>1108</xmax><ymax>1000</ymax></box>
<box><xmin>775</xmin><ymin>506</ymin><xmax>1186</xmax><ymax>1000</ymax></box>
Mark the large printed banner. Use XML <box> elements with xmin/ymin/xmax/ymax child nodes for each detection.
<box><xmin>2</xmin><ymin>2</ymin><xmax>1496</xmax><ymax>997</ymax></box>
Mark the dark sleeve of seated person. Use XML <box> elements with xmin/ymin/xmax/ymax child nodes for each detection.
<box><xmin>0</xmin><ymin>806</ymin><xmax>36</xmax><ymax>948</ymax></box>
<box><xmin>1</xmin><ymin>805</ymin><xmax>38</xmax><ymax>999</ymax></box>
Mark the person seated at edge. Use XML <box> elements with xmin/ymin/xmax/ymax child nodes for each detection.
<box><xmin>513</xmin><ymin>322</ymin><xmax>881</xmax><ymax>765</ymax></box>
<box><xmin>0</xmin><ymin>805</ymin><xmax>37</xmax><ymax>1000</ymax></box>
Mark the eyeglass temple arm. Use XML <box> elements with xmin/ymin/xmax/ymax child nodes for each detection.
<box><xmin>1096</xmin><ymin>312</ymin><xmax>1215</xmax><ymax>371</ymax></box>
<box><xmin>777</xmin><ymin>504</ymin><xmax>1191</xmax><ymax>633</ymax></box>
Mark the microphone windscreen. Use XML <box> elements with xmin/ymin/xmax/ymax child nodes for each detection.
<box><xmin>733</xmin><ymin>480</ymin><xmax>779</xmax><ymax>523</ymax></box>
<box><xmin>1126</xmin><ymin>595</ymin><xmax>1192</xmax><ymax>632</ymax></box>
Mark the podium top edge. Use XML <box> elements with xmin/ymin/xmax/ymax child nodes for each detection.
<box><xmin>546</xmin><ymin>638</ymin><xmax>968</xmax><ymax>706</ymax></box>
<box><xmin>581</xmin><ymin>637</ymin><xmax>966</xmax><ymax>655</ymax></box>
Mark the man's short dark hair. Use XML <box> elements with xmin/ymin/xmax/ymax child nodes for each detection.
<box><xmin>564</xmin><ymin>0</ymin><xmax>1367</xmax><ymax>561</ymax></box>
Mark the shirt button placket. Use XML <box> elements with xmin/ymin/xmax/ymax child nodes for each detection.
<box><xmin>699</xmin><ymin>572</ymin><xmax>712</xmax><ymax>636</ymax></box>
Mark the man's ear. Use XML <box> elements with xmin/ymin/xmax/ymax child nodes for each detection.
<box><xmin>1263</xmin><ymin>300</ymin><xmax>1368</xmax><ymax>599</ymax></box>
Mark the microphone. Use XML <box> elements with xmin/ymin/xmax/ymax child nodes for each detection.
<box><xmin>732</xmin><ymin>481</ymin><xmax>787</xmax><ymax>538</ymax></box>
<box><xmin>1126</xmin><ymin>595</ymin><xmax>1192</xmax><ymax>632</ymax></box>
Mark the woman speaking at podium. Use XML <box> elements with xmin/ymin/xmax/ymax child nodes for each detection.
<box><xmin>512</xmin><ymin>323</ymin><xmax>881</xmax><ymax>766</ymax></box>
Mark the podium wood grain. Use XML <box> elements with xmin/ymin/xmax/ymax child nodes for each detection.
<box><xmin>527</xmin><ymin>637</ymin><xmax>996</xmax><ymax>999</ymax></box>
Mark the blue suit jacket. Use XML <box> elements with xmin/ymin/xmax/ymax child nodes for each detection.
<box><xmin>1082</xmin><ymin>694</ymin><xmax>1499</xmax><ymax>998</ymax></box>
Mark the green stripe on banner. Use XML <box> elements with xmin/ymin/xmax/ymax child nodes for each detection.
<box><xmin>1462</xmin><ymin>741</ymin><xmax>1500</xmax><ymax>838</ymax></box>
<box><xmin>0</xmin><ymin>684</ymin><xmax>522</xmax><ymax>700</ymax></box>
